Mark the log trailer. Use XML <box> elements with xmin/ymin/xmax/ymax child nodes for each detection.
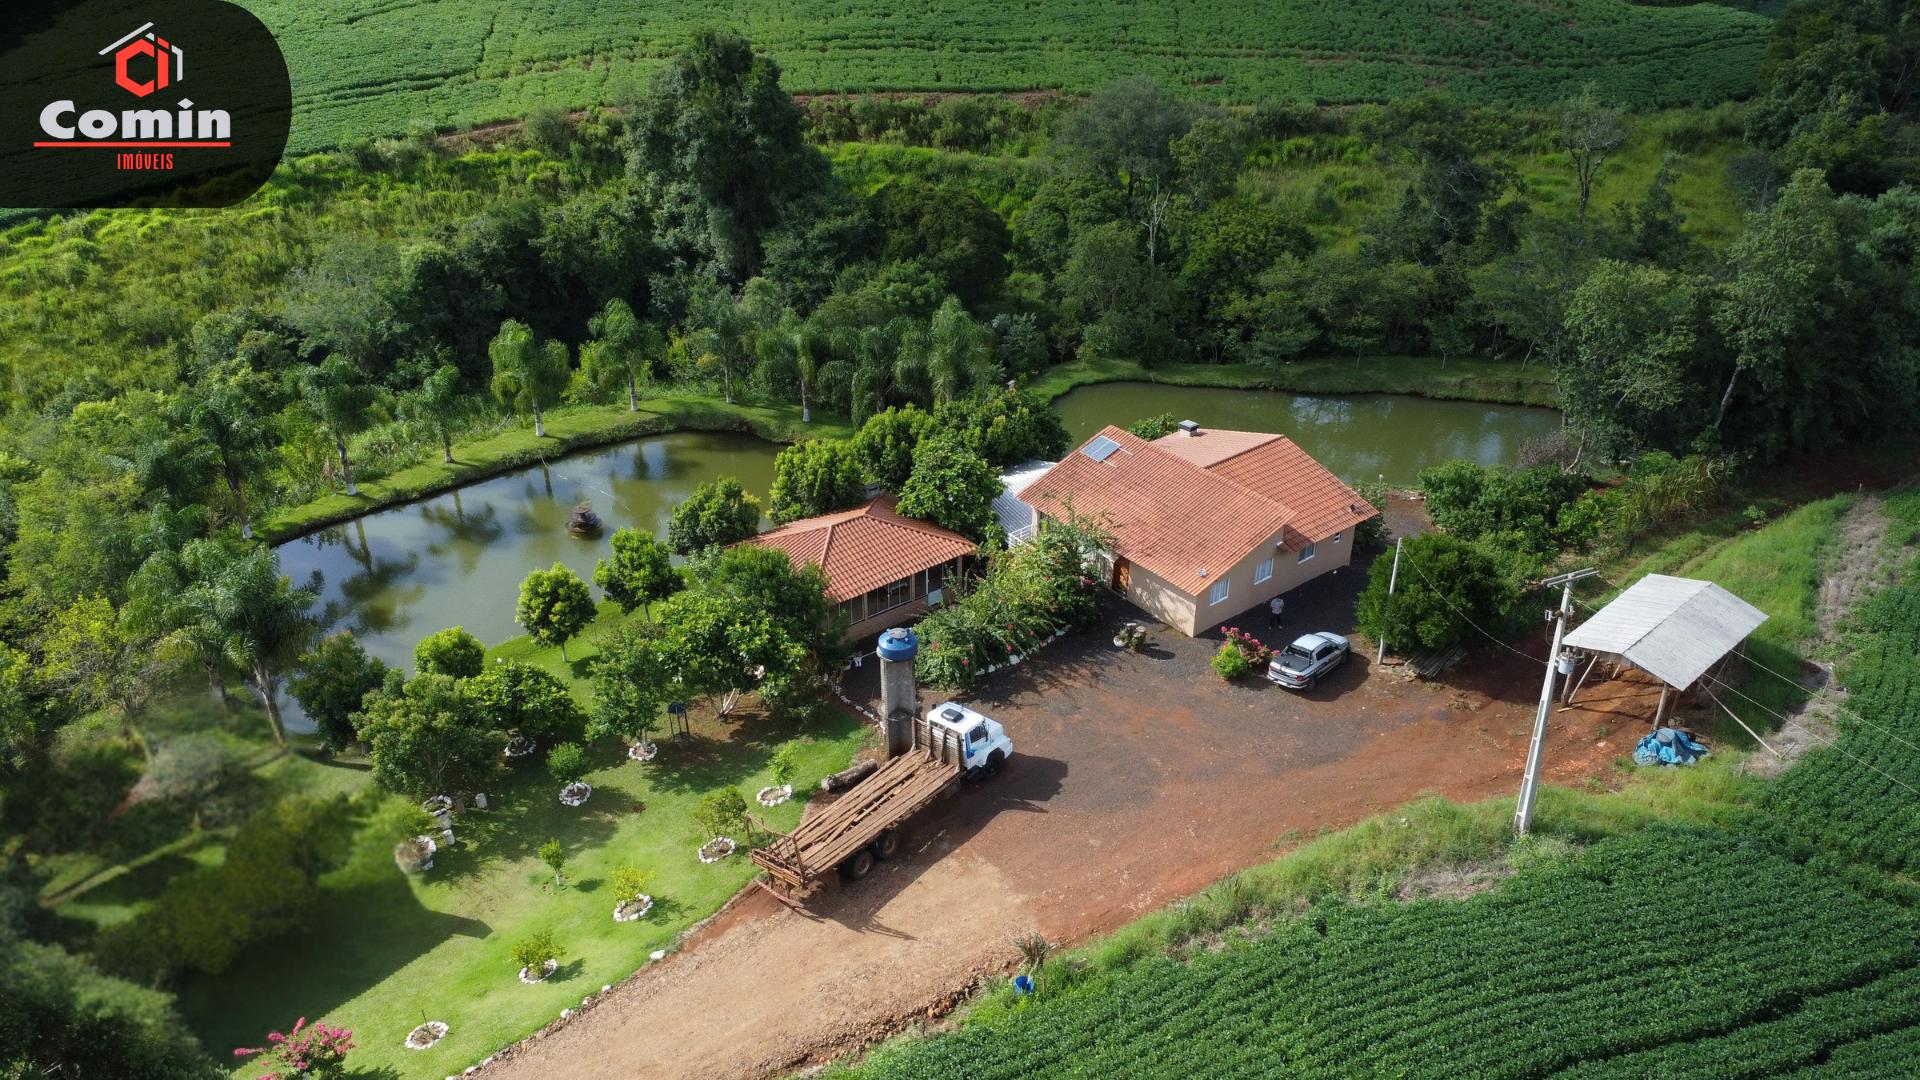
<box><xmin>752</xmin><ymin>701</ymin><xmax>1012</xmax><ymax>896</ymax></box>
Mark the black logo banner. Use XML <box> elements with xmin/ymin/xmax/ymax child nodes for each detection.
<box><xmin>0</xmin><ymin>0</ymin><xmax>291</xmax><ymax>208</ymax></box>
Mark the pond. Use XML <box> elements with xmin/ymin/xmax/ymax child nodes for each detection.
<box><xmin>1052</xmin><ymin>382</ymin><xmax>1561</xmax><ymax>485</ymax></box>
<box><xmin>274</xmin><ymin>431</ymin><xmax>781</xmax><ymax>726</ymax></box>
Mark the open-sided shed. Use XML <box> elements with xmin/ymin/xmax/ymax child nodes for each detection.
<box><xmin>1562</xmin><ymin>574</ymin><xmax>1768</xmax><ymax>725</ymax></box>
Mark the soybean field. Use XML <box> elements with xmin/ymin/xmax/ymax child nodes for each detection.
<box><xmin>238</xmin><ymin>0</ymin><xmax>1774</xmax><ymax>150</ymax></box>
<box><xmin>846</xmin><ymin>829</ymin><xmax>1920</xmax><ymax>1079</ymax></box>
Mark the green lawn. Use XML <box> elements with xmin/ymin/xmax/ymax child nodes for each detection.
<box><xmin>177</xmin><ymin>701</ymin><xmax>868</xmax><ymax>1079</ymax></box>
<box><xmin>30</xmin><ymin>611</ymin><xmax>872</xmax><ymax>1079</ymax></box>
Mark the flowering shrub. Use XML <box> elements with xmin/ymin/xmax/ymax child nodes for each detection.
<box><xmin>1221</xmin><ymin>627</ymin><xmax>1275</xmax><ymax>667</ymax></box>
<box><xmin>917</xmin><ymin>513</ymin><xmax>1110</xmax><ymax>688</ymax></box>
<box><xmin>235</xmin><ymin>1017</ymin><xmax>354</xmax><ymax>1080</ymax></box>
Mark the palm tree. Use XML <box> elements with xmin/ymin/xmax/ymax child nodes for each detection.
<box><xmin>688</xmin><ymin>286</ymin><xmax>759</xmax><ymax>404</ymax></box>
<box><xmin>194</xmin><ymin>544</ymin><xmax>317</xmax><ymax>747</ymax></box>
<box><xmin>299</xmin><ymin>354</ymin><xmax>376</xmax><ymax>495</ymax></box>
<box><xmin>398</xmin><ymin>363</ymin><xmax>469</xmax><ymax>464</ymax></box>
<box><xmin>181</xmin><ymin>361</ymin><xmax>274</xmax><ymax>537</ymax></box>
<box><xmin>582</xmin><ymin>299</ymin><xmax>659</xmax><ymax>412</ymax></box>
<box><xmin>489</xmin><ymin>319</ymin><xmax>569</xmax><ymax>437</ymax></box>
<box><xmin>897</xmin><ymin>299</ymin><xmax>996</xmax><ymax>406</ymax></box>
<box><xmin>756</xmin><ymin>309</ymin><xmax>832</xmax><ymax>423</ymax></box>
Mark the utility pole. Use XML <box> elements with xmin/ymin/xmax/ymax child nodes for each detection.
<box><xmin>1514</xmin><ymin>567</ymin><xmax>1598</xmax><ymax>834</ymax></box>
<box><xmin>1376</xmin><ymin>536</ymin><xmax>1403</xmax><ymax>667</ymax></box>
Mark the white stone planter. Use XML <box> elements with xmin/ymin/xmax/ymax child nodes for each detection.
<box><xmin>613</xmin><ymin>894</ymin><xmax>654</xmax><ymax>922</ymax></box>
<box><xmin>697</xmin><ymin>836</ymin><xmax>736</xmax><ymax>864</ymax></box>
<box><xmin>405</xmin><ymin>1021</ymin><xmax>448</xmax><ymax>1050</ymax></box>
<box><xmin>756</xmin><ymin>784</ymin><xmax>792</xmax><ymax>807</ymax></box>
<box><xmin>421</xmin><ymin>795</ymin><xmax>453</xmax><ymax>816</ymax></box>
<box><xmin>559</xmin><ymin>781</ymin><xmax>592</xmax><ymax>807</ymax></box>
<box><xmin>518</xmin><ymin>958</ymin><xmax>559</xmax><ymax>985</ymax></box>
<box><xmin>504</xmin><ymin>735</ymin><xmax>536</xmax><ymax>760</ymax></box>
<box><xmin>626</xmin><ymin>741</ymin><xmax>658</xmax><ymax>763</ymax></box>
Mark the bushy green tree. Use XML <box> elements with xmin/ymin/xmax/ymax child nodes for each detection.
<box><xmin>1561</xmin><ymin>259</ymin><xmax>1715</xmax><ymax>454</ymax></box>
<box><xmin>767</xmin><ymin>439</ymin><xmax>866</xmax><ymax>524</ymax></box>
<box><xmin>413</xmin><ymin>626</ymin><xmax>486</xmax><ymax>678</ymax></box>
<box><xmin>666</xmin><ymin>477</ymin><xmax>762</xmax><ymax>555</ymax></box>
<box><xmin>94</xmin><ymin>795</ymin><xmax>351</xmax><ymax>984</ymax></box>
<box><xmin>516</xmin><ymin>565</ymin><xmax>596</xmax><ymax>662</ymax></box>
<box><xmin>587</xmin><ymin>621</ymin><xmax>672</xmax><ymax>747</ymax></box>
<box><xmin>546</xmin><ymin>743</ymin><xmax>588</xmax><ymax>786</ymax></box>
<box><xmin>1417</xmin><ymin>462</ymin><xmax>1589</xmax><ymax>557</ymax></box>
<box><xmin>627</xmin><ymin>29</ymin><xmax>825</xmax><ymax>281</ymax></box>
<box><xmin>594</xmin><ymin>527</ymin><xmax>682</xmax><ymax>619</ymax></box>
<box><xmin>897</xmin><ymin>435</ymin><xmax>1002</xmax><ymax>543</ymax></box>
<box><xmin>1354</xmin><ymin>533</ymin><xmax>1519</xmax><ymax>653</ymax></box>
<box><xmin>933</xmin><ymin>387</ymin><xmax>1071</xmax><ymax>467</ymax></box>
<box><xmin>0</xmin><ymin>931</ymin><xmax>221</xmax><ymax>1080</ymax></box>
<box><xmin>289</xmin><ymin>632</ymin><xmax>390</xmax><ymax>752</ymax></box>
<box><xmin>360</xmin><ymin>673</ymin><xmax>497</xmax><ymax>800</ymax></box>
<box><xmin>852</xmin><ymin>405</ymin><xmax>934</xmax><ymax>492</ymax></box>
<box><xmin>467</xmin><ymin>661</ymin><xmax>585</xmax><ymax>744</ymax></box>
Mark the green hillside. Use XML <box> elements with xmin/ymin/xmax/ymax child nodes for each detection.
<box><xmin>238</xmin><ymin>0</ymin><xmax>1773</xmax><ymax>149</ymax></box>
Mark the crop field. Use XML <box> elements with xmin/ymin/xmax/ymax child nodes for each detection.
<box><xmin>235</xmin><ymin>0</ymin><xmax>1773</xmax><ymax>150</ymax></box>
<box><xmin>1766</xmin><ymin>492</ymin><xmax>1920</xmax><ymax>874</ymax></box>
<box><xmin>843</xmin><ymin>829</ymin><xmax>1920</xmax><ymax>1079</ymax></box>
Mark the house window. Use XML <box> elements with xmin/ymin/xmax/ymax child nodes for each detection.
<box><xmin>1208</xmin><ymin>578</ymin><xmax>1230</xmax><ymax>606</ymax></box>
<box><xmin>1253</xmin><ymin>558</ymin><xmax>1273</xmax><ymax>585</ymax></box>
<box><xmin>839</xmin><ymin>598</ymin><xmax>863</xmax><ymax>624</ymax></box>
<box><xmin>886</xmin><ymin>576</ymin><xmax>914</xmax><ymax>610</ymax></box>
<box><xmin>1297</xmin><ymin>542</ymin><xmax>1317</xmax><ymax>564</ymax></box>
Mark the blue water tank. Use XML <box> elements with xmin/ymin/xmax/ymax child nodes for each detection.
<box><xmin>876</xmin><ymin>627</ymin><xmax>919</xmax><ymax>662</ymax></box>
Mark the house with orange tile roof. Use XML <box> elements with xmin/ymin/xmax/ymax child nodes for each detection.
<box><xmin>1021</xmin><ymin>421</ymin><xmax>1378</xmax><ymax>636</ymax></box>
<box><xmin>741</xmin><ymin>495</ymin><xmax>978</xmax><ymax>642</ymax></box>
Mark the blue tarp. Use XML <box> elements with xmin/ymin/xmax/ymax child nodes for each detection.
<box><xmin>1634</xmin><ymin>727</ymin><xmax>1710</xmax><ymax>767</ymax></box>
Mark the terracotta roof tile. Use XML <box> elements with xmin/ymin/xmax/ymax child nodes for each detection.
<box><xmin>742</xmin><ymin>496</ymin><xmax>975</xmax><ymax>603</ymax></box>
<box><xmin>1201</xmin><ymin>436</ymin><xmax>1377</xmax><ymax>547</ymax></box>
<box><xmin>1021</xmin><ymin>426</ymin><xmax>1378</xmax><ymax>596</ymax></box>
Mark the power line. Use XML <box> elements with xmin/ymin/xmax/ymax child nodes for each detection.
<box><xmin>1734</xmin><ymin>651</ymin><xmax>1920</xmax><ymax>757</ymax></box>
<box><xmin>1399</xmin><ymin>556</ymin><xmax>1549</xmax><ymax>666</ymax></box>
<box><xmin>1701</xmin><ymin>673</ymin><xmax>1920</xmax><ymax>801</ymax></box>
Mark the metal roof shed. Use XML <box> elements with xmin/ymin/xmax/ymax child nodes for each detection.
<box><xmin>1561</xmin><ymin>574</ymin><xmax>1767</xmax><ymax>724</ymax></box>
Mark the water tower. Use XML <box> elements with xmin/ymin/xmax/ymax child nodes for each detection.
<box><xmin>875</xmin><ymin>627</ymin><xmax>920</xmax><ymax>758</ymax></box>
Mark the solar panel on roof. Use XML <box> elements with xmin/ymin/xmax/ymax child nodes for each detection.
<box><xmin>1081</xmin><ymin>435</ymin><xmax>1121</xmax><ymax>462</ymax></box>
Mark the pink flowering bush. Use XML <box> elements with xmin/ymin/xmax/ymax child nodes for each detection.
<box><xmin>235</xmin><ymin>1017</ymin><xmax>354</xmax><ymax>1079</ymax></box>
<box><xmin>1221</xmin><ymin>627</ymin><xmax>1275</xmax><ymax>667</ymax></box>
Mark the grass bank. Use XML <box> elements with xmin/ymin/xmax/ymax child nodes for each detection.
<box><xmin>257</xmin><ymin>395</ymin><xmax>851</xmax><ymax>544</ymax></box>
<box><xmin>1027</xmin><ymin>355</ymin><xmax>1560</xmax><ymax>409</ymax></box>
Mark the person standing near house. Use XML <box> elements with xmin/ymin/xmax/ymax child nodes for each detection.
<box><xmin>1268</xmin><ymin>595</ymin><xmax>1285</xmax><ymax>628</ymax></box>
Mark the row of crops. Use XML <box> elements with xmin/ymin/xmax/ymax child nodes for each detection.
<box><xmin>1766</xmin><ymin>492</ymin><xmax>1920</xmax><ymax>874</ymax></box>
<box><xmin>848</xmin><ymin>828</ymin><xmax>1920</xmax><ymax>1078</ymax></box>
<box><xmin>237</xmin><ymin>0</ymin><xmax>1774</xmax><ymax>150</ymax></box>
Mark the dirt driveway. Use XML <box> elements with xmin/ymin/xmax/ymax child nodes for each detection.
<box><xmin>485</xmin><ymin>549</ymin><xmax>1631</xmax><ymax>1080</ymax></box>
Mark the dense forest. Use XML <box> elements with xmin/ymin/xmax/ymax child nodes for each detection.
<box><xmin>2</xmin><ymin>1</ymin><xmax>1919</xmax><ymax>1075</ymax></box>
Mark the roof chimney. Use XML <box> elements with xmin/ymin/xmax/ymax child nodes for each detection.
<box><xmin>1177</xmin><ymin>419</ymin><xmax>1200</xmax><ymax>437</ymax></box>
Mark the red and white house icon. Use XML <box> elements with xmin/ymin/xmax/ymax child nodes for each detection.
<box><xmin>101</xmin><ymin>23</ymin><xmax>185</xmax><ymax>99</ymax></box>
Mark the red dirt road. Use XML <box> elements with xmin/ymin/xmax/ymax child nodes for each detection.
<box><xmin>485</xmin><ymin>567</ymin><xmax>1632</xmax><ymax>1079</ymax></box>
